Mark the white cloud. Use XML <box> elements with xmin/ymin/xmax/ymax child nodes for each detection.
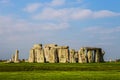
<box><xmin>33</xmin><ymin>8</ymin><xmax>120</xmax><ymax>21</ymax></box>
<box><xmin>33</xmin><ymin>8</ymin><xmax>68</xmax><ymax>20</ymax></box>
<box><xmin>0</xmin><ymin>15</ymin><xmax>69</xmax><ymax>36</ymax></box>
<box><xmin>49</xmin><ymin>0</ymin><xmax>65</xmax><ymax>6</ymax></box>
<box><xmin>71</xmin><ymin>9</ymin><xmax>92</xmax><ymax>19</ymax></box>
<box><xmin>23</xmin><ymin>0</ymin><xmax>66</xmax><ymax>13</ymax></box>
<box><xmin>0</xmin><ymin>15</ymin><xmax>70</xmax><ymax>45</ymax></box>
<box><xmin>41</xmin><ymin>22</ymin><xmax>69</xmax><ymax>30</ymax></box>
<box><xmin>81</xmin><ymin>26</ymin><xmax>120</xmax><ymax>47</ymax></box>
<box><xmin>93</xmin><ymin>10</ymin><xmax>120</xmax><ymax>18</ymax></box>
<box><xmin>23</xmin><ymin>3</ymin><xmax>42</xmax><ymax>13</ymax></box>
<box><xmin>83</xmin><ymin>26</ymin><xmax>120</xmax><ymax>34</ymax></box>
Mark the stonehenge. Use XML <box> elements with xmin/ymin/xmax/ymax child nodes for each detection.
<box><xmin>28</xmin><ymin>44</ymin><xmax>105</xmax><ymax>63</ymax></box>
<box><xmin>7</xmin><ymin>44</ymin><xmax>105</xmax><ymax>63</ymax></box>
<box><xmin>28</xmin><ymin>44</ymin><xmax>69</xmax><ymax>63</ymax></box>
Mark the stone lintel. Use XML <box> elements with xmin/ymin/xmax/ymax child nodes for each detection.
<box><xmin>44</xmin><ymin>44</ymin><xmax>58</xmax><ymax>48</ymax></box>
<box><xmin>33</xmin><ymin>44</ymin><xmax>42</xmax><ymax>49</ymax></box>
<box><xmin>56</xmin><ymin>46</ymin><xmax>69</xmax><ymax>49</ymax></box>
<box><xmin>81</xmin><ymin>47</ymin><xmax>102</xmax><ymax>50</ymax></box>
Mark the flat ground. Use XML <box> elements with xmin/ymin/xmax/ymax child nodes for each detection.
<box><xmin>0</xmin><ymin>62</ymin><xmax>120</xmax><ymax>80</ymax></box>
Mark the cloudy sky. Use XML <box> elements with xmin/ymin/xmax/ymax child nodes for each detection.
<box><xmin>0</xmin><ymin>0</ymin><xmax>120</xmax><ymax>60</ymax></box>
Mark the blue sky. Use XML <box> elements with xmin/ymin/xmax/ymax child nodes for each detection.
<box><xmin>0</xmin><ymin>0</ymin><xmax>120</xmax><ymax>61</ymax></box>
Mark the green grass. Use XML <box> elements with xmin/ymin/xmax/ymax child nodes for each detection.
<box><xmin>0</xmin><ymin>71</ymin><xmax>120</xmax><ymax>80</ymax></box>
<box><xmin>0</xmin><ymin>62</ymin><xmax>120</xmax><ymax>80</ymax></box>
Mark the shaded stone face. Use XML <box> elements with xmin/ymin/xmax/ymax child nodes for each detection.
<box><xmin>101</xmin><ymin>50</ymin><xmax>105</xmax><ymax>62</ymax></box>
<box><xmin>57</xmin><ymin>46</ymin><xmax>69</xmax><ymax>63</ymax></box>
<box><xmin>36</xmin><ymin>49</ymin><xmax>44</xmax><ymax>63</ymax></box>
<box><xmin>11</xmin><ymin>50</ymin><xmax>19</xmax><ymax>63</ymax></box>
<box><xmin>78</xmin><ymin>47</ymin><xmax>105</xmax><ymax>63</ymax></box>
<box><xmin>95</xmin><ymin>49</ymin><xmax>102</xmax><ymax>63</ymax></box>
<box><xmin>78</xmin><ymin>48</ymin><xmax>87</xmax><ymax>63</ymax></box>
<box><xmin>29</xmin><ymin>49</ymin><xmax>35</xmax><ymax>63</ymax></box>
<box><xmin>28</xmin><ymin>44</ymin><xmax>45</xmax><ymax>63</ymax></box>
<box><xmin>11</xmin><ymin>54</ymin><xmax>15</xmax><ymax>62</ymax></box>
<box><xmin>87</xmin><ymin>50</ymin><xmax>93</xmax><ymax>63</ymax></box>
<box><xmin>44</xmin><ymin>44</ymin><xmax>57</xmax><ymax>63</ymax></box>
<box><xmin>49</xmin><ymin>48</ymin><xmax>57</xmax><ymax>63</ymax></box>
<box><xmin>70</xmin><ymin>49</ymin><xmax>76</xmax><ymax>63</ymax></box>
<box><xmin>74</xmin><ymin>51</ymin><xmax>78</xmax><ymax>63</ymax></box>
<box><xmin>44</xmin><ymin>47</ymin><xmax>50</xmax><ymax>62</ymax></box>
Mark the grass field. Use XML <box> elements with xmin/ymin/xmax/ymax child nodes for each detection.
<box><xmin>0</xmin><ymin>62</ymin><xmax>120</xmax><ymax>80</ymax></box>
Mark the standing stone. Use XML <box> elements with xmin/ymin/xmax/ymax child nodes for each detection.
<box><xmin>44</xmin><ymin>46</ymin><xmax>50</xmax><ymax>62</ymax></box>
<box><xmin>29</xmin><ymin>49</ymin><xmax>35</xmax><ymax>63</ymax></box>
<box><xmin>74</xmin><ymin>51</ymin><xmax>78</xmax><ymax>63</ymax></box>
<box><xmin>33</xmin><ymin>44</ymin><xmax>41</xmax><ymax>62</ymax></box>
<box><xmin>95</xmin><ymin>49</ymin><xmax>101</xmax><ymax>63</ymax></box>
<box><xmin>36</xmin><ymin>49</ymin><xmax>44</xmax><ymax>63</ymax></box>
<box><xmin>78</xmin><ymin>48</ymin><xmax>83</xmax><ymax>63</ymax></box>
<box><xmin>34</xmin><ymin>44</ymin><xmax>45</xmax><ymax>63</ymax></box>
<box><xmin>78</xmin><ymin>48</ymin><xmax>87</xmax><ymax>63</ymax></box>
<box><xmin>70</xmin><ymin>49</ymin><xmax>76</xmax><ymax>63</ymax></box>
<box><xmin>92</xmin><ymin>50</ymin><xmax>96</xmax><ymax>63</ymax></box>
<box><xmin>78</xmin><ymin>47</ymin><xmax>105</xmax><ymax>63</ymax></box>
<box><xmin>28</xmin><ymin>44</ymin><xmax>45</xmax><ymax>63</ymax></box>
<box><xmin>49</xmin><ymin>47</ymin><xmax>57</xmax><ymax>63</ymax></box>
<box><xmin>11</xmin><ymin>54</ymin><xmax>15</xmax><ymax>62</ymax></box>
<box><xmin>101</xmin><ymin>50</ymin><xmax>105</xmax><ymax>62</ymax></box>
<box><xmin>44</xmin><ymin>44</ymin><xmax>57</xmax><ymax>63</ymax></box>
<box><xmin>14</xmin><ymin>50</ymin><xmax>19</xmax><ymax>63</ymax></box>
<box><xmin>87</xmin><ymin>50</ymin><xmax>93</xmax><ymax>63</ymax></box>
<box><xmin>57</xmin><ymin>46</ymin><xmax>69</xmax><ymax>63</ymax></box>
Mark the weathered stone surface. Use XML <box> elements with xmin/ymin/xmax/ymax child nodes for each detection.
<box><xmin>29</xmin><ymin>49</ymin><xmax>35</xmax><ymax>63</ymax></box>
<box><xmin>33</xmin><ymin>44</ymin><xmax>42</xmax><ymax>49</ymax></box>
<box><xmin>43</xmin><ymin>47</ymin><xmax>49</xmax><ymax>62</ymax></box>
<box><xmin>11</xmin><ymin>54</ymin><xmax>15</xmax><ymax>62</ymax></box>
<box><xmin>87</xmin><ymin>50</ymin><xmax>93</xmax><ymax>63</ymax></box>
<box><xmin>11</xmin><ymin>50</ymin><xmax>19</xmax><ymax>63</ymax></box>
<box><xmin>78</xmin><ymin>48</ymin><xmax>87</xmax><ymax>63</ymax></box>
<box><xmin>36</xmin><ymin>49</ymin><xmax>44</xmax><ymax>63</ymax></box>
<box><xmin>57</xmin><ymin>46</ymin><xmax>69</xmax><ymax>63</ymax></box>
<box><xmin>78</xmin><ymin>47</ymin><xmax>104</xmax><ymax>63</ymax></box>
<box><xmin>95</xmin><ymin>49</ymin><xmax>101</xmax><ymax>63</ymax></box>
<box><xmin>14</xmin><ymin>50</ymin><xmax>19</xmax><ymax>63</ymax></box>
<box><xmin>44</xmin><ymin>44</ymin><xmax>57</xmax><ymax>48</ymax></box>
<box><xmin>70</xmin><ymin>49</ymin><xmax>76</xmax><ymax>63</ymax></box>
<box><xmin>101</xmin><ymin>50</ymin><xmax>105</xmax><ymax>62</ymax></box>
<box><xmin>49</xmin><ymin>47</ymin><xmax>57</xmax><ymax>63</ymax></box>
<box><xmin>44</xmin><ymin>44</ymin><xmax>57</xmax><ymax>63</ymax></box>
<box><xmin>28</xmin><ymin>44</ymin><xmax>105</xmax><ymax>63</ymax></box>
<box><xmin>28</xmin><ymin>44</ymin><xmax>45</xmax><ymax>63</ymax></box>
<box><xmin>74</xmin><ymin>51</ymin><xmax>78</xmax><ymax>63</ymax></box>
